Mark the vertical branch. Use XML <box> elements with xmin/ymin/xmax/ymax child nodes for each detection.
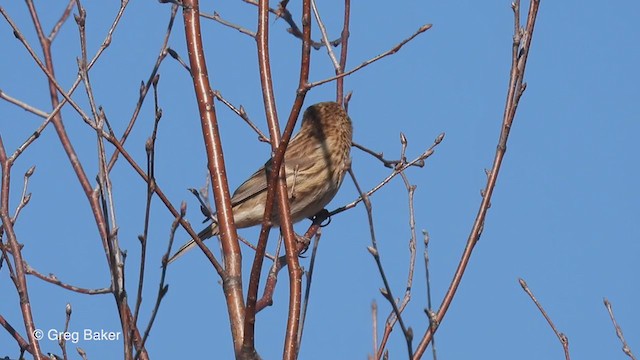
<box><xmin>242</xmin><ymin>0</ymin><xmax>313</xmax><ymax>358</ymax></box>
<box><xmin>603</xmin><ymin>299</ymin><xmax>637</xmax><ymax>360</ymax></box>
<box><xmin>74</xmin><ymin>2</ymin><xmax>142</xmax><ymax>357</ymax></box>
<box><xmin>336</xmin><ymin>0</ymin><xmax>350</xmax><ymax>104</ymax></box>
<box><xmin>181</xmin><ymin>0</ymin><xmax>246</xmax><ymax>354</ymax></box>
<box><xmin>133</xmin><ymin>75</ymin><xmax>162</xmax><ymax>329</ymax></box>
<box><xmin>413</xmin><ymin>1</ymin><xmax>541</xmax><ymax>357</ymax></box>
<box><xmin>519</xmin><ymin>279</ymin><xmax>570</xmax><ymax>360</ymax></box>
<box><xmin>296</xmin><ymin>232</ymin><xmax>322</xmax><ymax>354</ymax></box>
<box><xmin>422</xmin><ymin>231</ymin><xmax>438</xmax><ymax>360</ymax></box>
<box><xmin>10</xmin><ymin>2</ymin><xmax>149</xmax><ymax>358</ymax></box>
<box><xmin>0</xmin><ymin>138</ymin><xmax>43</xmax><ymax>359</ymax></box>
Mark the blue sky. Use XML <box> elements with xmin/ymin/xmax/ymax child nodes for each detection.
<box><xmin>1</xmin><ymin>1</ymin><xmax>638</xmax><ymax>359</ymax></box>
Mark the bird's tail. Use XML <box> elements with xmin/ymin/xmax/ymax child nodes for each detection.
<box><xmin>167</xmin><ymin>223</ymin><xmax>219</xmax><ymax>264</ymax></box>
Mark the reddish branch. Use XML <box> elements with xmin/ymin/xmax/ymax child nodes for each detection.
<box><xmin>0</xmin><ymin>137</ymin><xmax>43</xmax><ymax>359</ymax></box>
<box><xmin>412</xmin><ymin>1</ymin><xmax>541</xmax><ymax>358</ymax></box>
<box><xmin>241</xmin><ymin>0</ymin><xmax>311</xmax><ymax>357</ymax></box>
<box><xmin>2</xmin><ymin>1</ymin><xmax>150</xmax><ymax>357</ymax></box>
<box><xmin>337</xmin><ymin>0</ymin><xmax>351</xmax><ymax>104</ymax></box>
<box><xmin>181</xmin><ymin>0</ymin><xmax>246</xmax><ymax>355</ymax></box>
<box><xmin>519</xmin><ymin>279</ymin><xmax>570</xmax><ymax>360</ymax></box>
<box><xmin>603</xmin><ymin>299</ymin><xmax>637</xmax><ymax>360</ymax></box>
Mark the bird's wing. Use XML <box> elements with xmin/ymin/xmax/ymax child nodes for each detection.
<box><xmin>230</xmin><ymin>155</ymin><xmax>315</xmax><ymax>207</ymax></box>
<box><xmin>229</xmin><ymin>166</ymin><xmax>269</xmax><ymax>206</ymax></box>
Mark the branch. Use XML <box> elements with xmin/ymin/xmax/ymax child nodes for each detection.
<box><xmin>0</xmin><ymin>133</ymin><xmax>43</xmax><ymax>359</ymax></box>
<box><xmin>352</xmin><ymin>166</ymin><xmax>412</xmax><ymax>358</ymax></box>
<box><xmin>331</xmin><ymin>133</ymin><xmax>444</xmax><ymax>218</ymax></box>
<box><xmin>201</xmin><ymin>11</ymin><xmax>256</xmax><ymax>38</ymax></box>
<box><xmin>519</xmin><ymin>278</ymin><xmax>570</xmax><ymax>360</ymax></box>
<box><xmin>307</xmin><ymin>24</ymin><xmax>431</xmax><ymax>89</ymax></box>
<box><xmin>25</xmin><ymin>264</ymin><xmax>111</xmax><ymax>295</ymax></box>
<box><xmin>413</xmin><ymin>1</ymin><xmax>541</xmax><ymax>356</ymax></box>
<box><xmin>604</xmin><ymin>298</ymin><xmax>637</xmax><ymax>360</ymax></box>
<box><xmin>0</xmin><ymin>313</ymin><xmax>33</xmax><ymax>355</ymax></box>
<box><xmin>181</xmin><ymin>0</ymin><xmax>245</xmax><ymax>355</ymax></box>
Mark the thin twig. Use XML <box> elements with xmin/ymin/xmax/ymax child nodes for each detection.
<box><xmin>519</xmin><ymin>278</ymin><xmax>570</xmax><ymax>360</ymax></box>
<box><xmin>135</xmin><ymin>204</ymin><xmax>185</xmax><ymax>360</ymax></box>
<box><xmin>58</xmin><ymin>303</ymin><xmax>72</xmax><ymax>359</ymax></box>
<box><xmin>374</xmin><ymin>141</ymin><xmax>419</xmax><ymax>357</ymax></box>
<box><xmin>310</xmin><ymin>0</ymin><xmax>340</xmax><ymax>69</ymax></box>
<box><xmin>350</xmin><ymin>166</ymin><xmax>413</xmax><ymax>358</ymax></box>
<box><xmin>243</xmin><ymin>0</ymin><xmax>340</xmax><ymax>50</ymax></box>
<box><xmin>213</xmin><ymin>90</ymin><xmax>269</xmax><ymax>142</ymax></box>
<box><xmin>413</xmin><ymin>2</ymin><xmax>541</xmax><ymax>357</ymax></box>
<box><xmin>331</xmin><ymin>133</ymin><xmax>444</xmax><ymax>219</ymax></box>
<box><xmin>107</xmin><ymin>4</ymin><xmax>177</xmax><ymax>172</ymax></box>
<box><xmin>307</xmin><ymin>24</ymin><xmax>432</xmax><ymax>89</ymax></box>
<box><xmin>336</xmin><ymin>0</ymin><xmax>350</xmax><ymax>103</ymax></box>
<box><xmin>0</xmin><ymin>131</ymin><xmax>44</xmax><ymax>359</ymax></box>
<box><xmin>133</xmin><ymin>74</ymin><xmax>163</xmax><ymax>331</ymax></box>
<box><xmin>0</xmin><ymin>89</ymin><xmax>50</xmax><ymax>118</ymax></box>
<box><xmin>422</xmin><ymin>231</ymin><xmax>438</xmax><ymax>360</ymax></box>
<box><xmin>25</xmin><ymin>265</ymin><xmax>111</xmax><ymax>295</ymax></box>
<box><xmin>371</xmin><ymin>301</ymin><xmax>378</xmax><ymax>360</ymax></box>
<box><xmin>603</xmin><ymin>298</ymin><xmax>637</xmax><ymax>360</ymax></box>
<box><xmin>10</xmin><ymin>166</ymin><xmax>35</xmax><ymax>224</ymax></box>
<box><xmin>48</xmin><ymin>0</ymin><xmax>75</xmax><ymax>41</ymax></box>
<box><xmin>164</xmin><ymin>46</ymin><xmax>271</xmax><ymax>143</ymax></box>
<box><xmin>201</xmin><ymin>11</ymin><xmax>256</xmax><ymax>37</ymax></box>
<box><xmin>296</xmin><ymin>232</ymin><xmax>322</xmax><ymax>356</ymax></box>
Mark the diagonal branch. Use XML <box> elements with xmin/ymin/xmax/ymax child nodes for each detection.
<box><xmin>181</xmin><ymin>0</ymin><xmax>245</xmax><ymax>355</ymax></box>
<box><xmin>413</xmin><ymin>1</ymin><xmax>541</xmax><ymax>357</ymax></box>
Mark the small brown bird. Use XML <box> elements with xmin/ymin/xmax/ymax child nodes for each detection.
<box><xmin>168</xmin><ymin>101</ymin><xmax>353</xmax><ymax>263</ymax></box>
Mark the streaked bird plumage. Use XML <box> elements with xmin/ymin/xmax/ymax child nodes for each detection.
<box><xmin>168</xmin><ymin>101</ymin><xmax>353</xmax><ymax>263</ymax></box>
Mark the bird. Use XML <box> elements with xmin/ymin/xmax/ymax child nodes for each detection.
<box><xmin>168</xmin><ymin>101</ymin><xmax>353</xmax><ymax>264</ymax></box>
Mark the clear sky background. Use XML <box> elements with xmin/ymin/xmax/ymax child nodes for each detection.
<box><xmin>1</xmin><ymin>1</ymin><xmax>638</xmax><ymax>359</ymax></box>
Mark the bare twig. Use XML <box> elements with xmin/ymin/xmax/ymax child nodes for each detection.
<box><xmin>133</xmin><ymin>74</ymin><xmax>163</xmax><ymax>332</ymax></box>
<box><xmin>331</xmin><ymin>133</ymin><xmax>444</xmax><ymax>219</ymax></box>
<box><xmin>164</xmin><ymin>47</ymin><xmax>271</xmax><ymax>143</ymax></box>
<box><xmin>310</xmin><ymin>0</ymin><xmax>339</xmax><ymax>69</ymax></box>
<box><xmin>352</xmin><ymin>141</ymin><xmax>404</xmax><ymax>169</ymax></box>
<box><xmin>372</xmin><ymin>144</ymin><xmax>420</xmax><ymax>357</ymax></box>
<box><xmin>350</xmin><ymin>166</ymin><xmax>413</xmax><ymax>358</ymax></box>
<box><xmin>371</xmin><ymin>301</ymin><xmax>378</xmax><ymax>360</ymax></box>
<box><xmin>9</xmin><ymin>166</ymin><xmax>35</xmax><ymax>225</ymax></box>
<box><xmin>0</xmin><ymin>89</ymin><xmax>50</xmax><ymax>118</ymax></box>
<box><xmin>182</xmin><ymin>0</ymin><xmax>245</xmax><ymax>356</ymax></box>
<box><xmin>296</xmin><ymin>231</ymin><xmax>322</xmax><ymax>355</ymax></box>
<box><xmin>212</xmin><ymin>90</ymin><xmax>269</xmax><ymax>142</ymax></box>
<box><xmin>413</xmin><ymin>2</ymin><xmax>541</xmax><ymax>357</ymax></box>
<box><xmin>135</xmin><ymin>204</ymin><xmax>186</xmax><ymax>360</ymax></box>
<box><xmin>107</xmin><ymin>4</ymin><xmax>177</xmax><ymax>172</ymax></box>
<box><xmin>0</xmin><ymin>313</ymin><xmax>33</xmax><ymax>355</ymax></box>
<box><xmin>25</xmin><ymin>265</ymin><xmax>111</xmax><ymax>295</ymax></box>
<box><xmin>307</xmin><ymin>24</ymin><xmax>432</xmax><ymax>89</ymax></box>
<box><xmin>519</xmin><ymin>278</ymin><xmax>570</xmax><ymax>360</ymax></box>
<box><xmin>604</xmin><ymin>298</ymin><xmax>637</xmax><ymax>360</ymax></box>
<box><xmin>336</xmin><ymin>0</ymin><xmax>351</xmax><ymax>103</ymax></box>
<box><xmin>48</xmin><ymin>0</ymin><xmax>75</xmax><ymax>41</ymax></box>
<box><xmin>243</xmin><ymin>0</ymin><xmax>340</xmax><ymax>50</ymax></box>
<box><xmin>201</xmin><ymin>11</ymin><xmax>256</xmax><ymax>37</ymax></box>
<box><xmin>422</xmin><ymin>231</ymin><xmax>438</xmax><ymax>360</ymax></box>
<box><xmin>58</xmin><ymin>303</ymin><xmax>73</xmax><ymax>359</ymax></box>
<box><xmin>243</xmin><ymin>0</ymin><xmax>313</xmax><ymax>357</ymax></box>
<box><xmin>0</xmin><ymin>136</ymin><xmax>43</xmax><ymax>359</ymax></box>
